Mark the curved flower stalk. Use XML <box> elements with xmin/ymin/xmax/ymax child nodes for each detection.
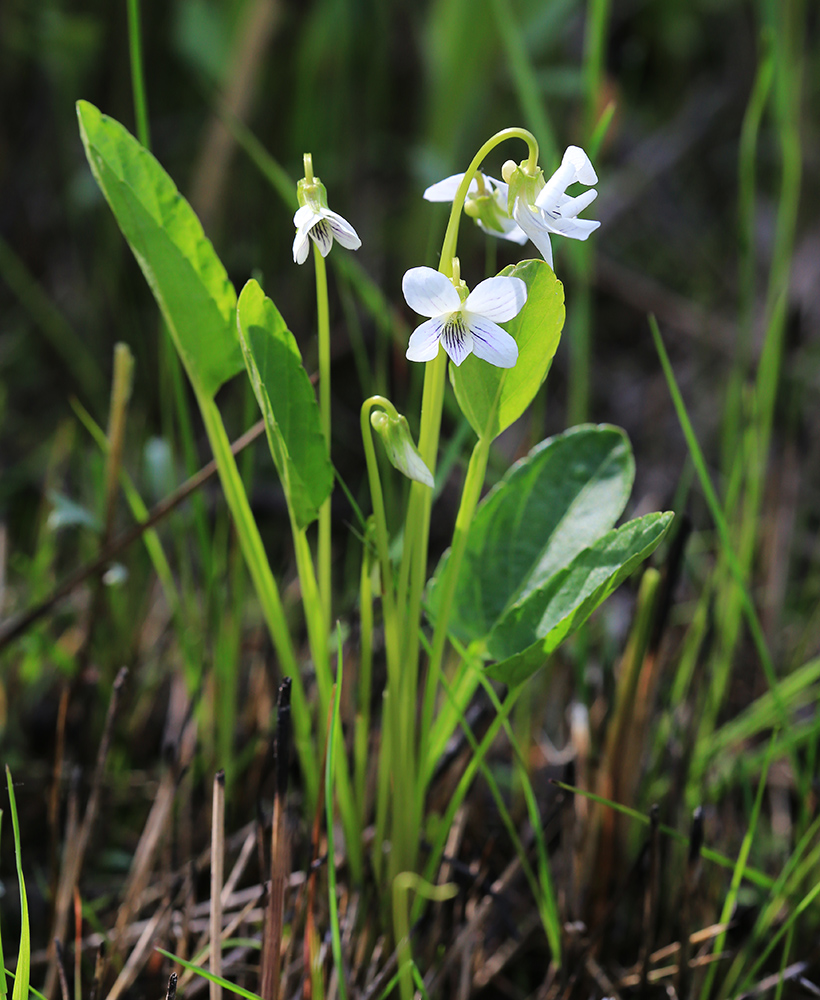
<box><xmin>424</xmin><ymin>145</ymin><xmax>600</xmax><ymax>270</ymax></box>
<box><xmin>424</xmin><ymin>171</ymin><xmax>527</xmax><ymax>245</ymax></box>
<box><xmin>503</xmin><ymin>145</ymin><xmax>600</xmax><ymax>268</ymax></box>
<box><xmin>292</xmin><ymin>155</ymin><xmax>361</xmax><ymax>264</ymax></box>
<box><xmin>403</xmin><ymin>264</ymin><xmax>526</xmax><ymax>368</ymax></box>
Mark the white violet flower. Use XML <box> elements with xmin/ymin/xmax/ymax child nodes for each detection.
<box><xmin>402</xmin><ymin>266</ymin><xmax>526</xmax><ymax>368</ymax></box>
<box><xmin>424</xmin><ymin>171</ymin><xmax>528</xmax><ymax>245</ymax></box>
<box><xmin>292</xmin><ymin>204</ymin><xmax>361</xmax><ymax>264</ymax></box>
<box><xmin>292</xmin><ymin>155</ymin><xmax>361</xmax><ymax>264</ymax></box>
<box><xmin>504</xmin><ymin>145</ymin><xmax>600</xmax><ymax>269</ymax></box>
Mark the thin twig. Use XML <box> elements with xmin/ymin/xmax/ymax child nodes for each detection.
<box><xmin>54</xmin><ymin>939</ymin><xmax>71</xmax><ymax>1000</ymax></box>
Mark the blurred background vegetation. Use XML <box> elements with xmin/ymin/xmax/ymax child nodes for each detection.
<box><xmin>1</xmin><ymin>0</ymin><xmax>820</xmax><ymax>994</ymax></box>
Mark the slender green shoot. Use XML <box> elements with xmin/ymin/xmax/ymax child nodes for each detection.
<box><xmin>326</xmin><ymin>635</ymin><xmax>348</xmax><ymax>1000</ymax></box>
<box><xmin>6</xmin><ymin>768</ymin><xmax>30</xmax><ymax>1000</ymax></box>
<box><xmin>699</xmin><ymin>732</ymin><xmax>777</xmax><ymax>1000</ymax></box>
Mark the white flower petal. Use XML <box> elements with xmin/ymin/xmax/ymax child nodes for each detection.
<box><xmin>423</xmin><ymin>173</ymin><xmax>478</xmax><ymax>202</ymax></box>
<box><xmin>556</xmin><ymin>188</ymin><xmax>598</xmax><ymax>217</ymax></box>
<box><xmin>563</xmin><ymin>145</ymin><xmax>597</xmax><ymax>185</ymax></box>
<box><xmin>544</xmin><ymin>215</ymin><xmax>601</xmax><ymax>240</ymax></box>
<box><xmin>439</xmin><ymin>315</ymin><xmax>473</xmax><ymax>366</ymax></box>
<box><xmin>326</xmin><ymin>210</ymin><xmax>361</xmax><ymax>250</ymax></box>
<box><xmin>293</xmin><ymin>230</ymin><xmax>311</xmax><ymax>264</ymax></box>
<box><xmin>467</xmin><ymin>317</ymin><xmax>519</xmax><ymax>368</ymax></box>
<box><xmin>477</xmin><ymin>215</ymin><xmax>529</xmax><ymax>244</ymax></box>
<box><xmin>402</xmin><ymin>267</ymin><xmax>461</xmax><ymax>317</ymax></box>
<box><xmin>536</xmin><ymin>145</ymin><xmax>598</xmax><ymax>212</ymax></box>
<box><xmin>310</xmin><ymin>218</ymin><xmax>334</xmax><ymax>256</ymax></box>
<box><xmin>512</xmin><ymin>200</ymin><xmax>554</xmax><ymax>268</ymax></box>
<box><xmin>406</xmin><ymin>318</ymin><xmax>444</xmax><ymax>362</ymax></box>
<box><xmin>464</xmin><ymin>276</ymin><xmax>527</xmax><ymax>323</ymax></box>
<box><xmin>294</xmin><ymin>204</ymin><xmax>318</xmax><ymax>227</ymax></box>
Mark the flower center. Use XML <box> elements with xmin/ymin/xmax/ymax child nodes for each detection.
<box><xmin>440</xmin><ymin>312</ymin><xmax>468</xmax><ymax>354</ymax></box>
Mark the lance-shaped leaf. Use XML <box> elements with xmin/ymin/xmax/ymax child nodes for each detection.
<box><xmin>237</xmin><ymin>280</ymin><xmax>333</xmax><ymax>530</ymax></box>
<box><xmin>76</xmin><ymin>100</ymin><xmax>243</xmax><ymax>398</ymax></box>
<box><xmin>450</xmin><ymin>259</ymin><xmax>564</xmax><ymax>440</ymax></box>
<box><xmin>428</xmin><ymin>425</ymin><xmax>635</xmax><ymax>644</ymax></box>
<box><xmin>486</xmin><ymin>512</ymin><xmax>673</xmax><ymax>685</ymax></box>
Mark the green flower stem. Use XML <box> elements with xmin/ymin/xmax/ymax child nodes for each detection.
<box><xmin>360</xmin><ymin>396</ymin><xmax>412</xmax><ymax>881</ymax></box>
<box><xmin>292</xmin><ymin>524</ymin><xmax>331</xmax><ymax>717</ymax></box>
<box><xmin>195</xmin><ymin>392</ymin><xmax>318</xmax><ymax>808</ymax></box>
<box><xmin>354</xmin><ymin>522</ymin><xmax>375</xmax><ymax>824</ymax></box>
<box><xmin>418</xmin><ymin>433</ymin><xmax>492</xmax><ymax>782</ymax></box>
<box><xmin>398</xmin><ymin>126</ymin><xmax>540</xmax><ymax>739</ymax></box>
<box><xmin>313</xmin><ymin>244</ymin><xmax>333</xmax><ymax>638</ymax></box>
<box><xmin>359</xmin><ymin>398</ymin><xmax>403</xmax><ymax>678</ymax></box>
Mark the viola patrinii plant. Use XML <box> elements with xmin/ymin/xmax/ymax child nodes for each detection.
<box><xmin>76</xmin><ymin>102</ymin><xmax>673</xmax><ymax>972</ymax></box>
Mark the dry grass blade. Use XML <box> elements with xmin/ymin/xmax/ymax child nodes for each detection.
<box><xmin>44</xmin><ymin>666</ymin><xmax>128</xmax><ymax>999</ymax></box>
<box><xmin>107</xmin><ymin>900</ymin><xmax>173</xmax><ymax>1000</ymax></box>
<box><xmin>211</xmin><ymin>770</ymin><xmax>226</xmax><ymax>1000</ymax></box>
<box><xmin>53</xmin><ymin>938</ymin><xmax>70</xmax><ymax>1000</ymax></box>
<box><xmin>260</xmin><ymin>679</ymin><xmax>292</xmax><ymax>1000</ymax></box>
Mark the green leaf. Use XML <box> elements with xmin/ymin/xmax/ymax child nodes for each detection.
<box><xmin>429</xmin><ymin>425</ymin><xmax>635</xmax><ymax>644</ymax></box>
<box><xmin>76</xmin><ymin>100</ymin><xmax>243</xmax><ymax>398</ymax></box>
<box><xmin>450</xmin><ymin>259</ymin><xmax>564</xmax><ymax>440</ymax></box>
<box><xmin>487</xmin><ymin>511</ymin><xmax>674</xmax><ymax>685</ymax></box>
<box><xmin>236</xmin><ymin>279</ymin><xmax>333</xmax><ymax>530</ymax></box>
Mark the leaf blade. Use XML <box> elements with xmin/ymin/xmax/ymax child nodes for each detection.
<box><xmin>450</xmin><ymin>259</ymin><xmax>564</xmax><ymax>440</ymax></box>
<box><xmin>486</xmin><ymin>511</ymin><xmax>674</xmax><ymax>685</ymax></box>
<box><xmin>77</xmin><ymin>100</ymin><xmax>243</xmax><ymax>398</ymax></box>
<box><xmin>236</xmin><ymin>279</ymin><xmax>333</xmax><ymax>530</ymax></box>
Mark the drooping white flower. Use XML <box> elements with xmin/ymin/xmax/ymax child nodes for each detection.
<box><xmin>504</xmin><ymin>146</ymin><xmax>600</xmax><ymax>268</ymax></box>
<box><xmin>292</xmin><ymin>155</ymin><xmax>361</xmax><ymax>264</ymax></box>
<box><xmin>423</xmin><ymin>171</ymin><xmax>528</xmax><ymax>245</ymax></box>
<box><xmin>292</xmin><ymin>203</ymin><xmax>361</xmax><ymax>264</ymax></box>
<box><xmin>402</xmin><ymin>266</ymin><xmax>526</xmax><ymax>368</ymax></box>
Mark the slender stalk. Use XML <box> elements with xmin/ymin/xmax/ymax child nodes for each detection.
<box><xmin>419</xmin><ymin>434</ymin><xmax>491</xmax><ymax>770</ymax></box>
<box><xmin>398</xmin><ymin>126</ymin><xmax>539</xmax><ymax>715</ymax></box>
<box><xmin>210</xmin><ymin>771</ymin><xmax>225</xmax><ymax>1000</ymax></box>
<box><xmin>126</xmin><ymin>0</ymin><xmax>151</xmax><ymax>150</ymax></box>
<box><xmin>392</xmin><ymin>127</ymin><xmax>538</xmax><ymax>880</ymax></box>
<box><xmin>314</xmin><ymin>244</ymin><xmax>333</xmax><ymax>637</ymax></box>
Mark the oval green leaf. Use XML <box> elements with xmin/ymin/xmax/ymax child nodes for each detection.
<box><xmin>428</xmin><ymin>425</ymin><xmax>635</xmax><ymax>644</ymax></box>
<box><xmin>450</xmin><ymin>259</ymin><xmax>564</xmax><ymax>441</ymax></box>
<box><xmin>486</xmin><ymin>511</ymin><xmax>674</xmax><ymax>686</ymax></box>
<box><xmin>237</xmin><ymin>279</ymin><xmax>332</xmax><ymax>530</ymax></box>
<box><xmin>76</xmin><ymin>100</ymin><xmax>243</xmax><ymax>398</ymax></box>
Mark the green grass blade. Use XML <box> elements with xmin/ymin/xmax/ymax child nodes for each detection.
<box><xmin>700</xmin><ymin>732</ymin><xmax>777</xmax><ymax>1000</ymax></box>
<box><xmin>0</xmin><ymin>808</ymin><xmax>6</xmax><ymax>1000</ymax></box>
<box><xmin>649</xmin><ymin>316</ymin><xmax>791</xmax><ymax>740</ymax></box>
<box><xmin>5</xmin><ymin>769</ymin><xmax>30</xmax><ymax>1000</ymax></box>
<box><xmin>154</xmin><ymin>949</ymin><xmax>262</xmax><ymax>1000</ymax></box>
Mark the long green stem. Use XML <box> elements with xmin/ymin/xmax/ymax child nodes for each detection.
<box><xmin>360</xmin><ymin>396</ymin><xmax>415</xmax><ymax>885</ymax></box>
<box><xmin>419</xmin><ymin>434</ymin><xmax>491</xmax><ymax>783</ymax></box>
<box><xmin>126</xmin><ymin>0</ymin><xmax>151</xmax><ymax>150</ymax></box>
<box><xmin>398</xmin><ymin>126</ymin><xmax>539</xmax><ymax>717</ymax></box>
<box><xmin>314</xmin><ymin>245</ymin><xmax>333</xmax><ymax>637</ymax></box>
